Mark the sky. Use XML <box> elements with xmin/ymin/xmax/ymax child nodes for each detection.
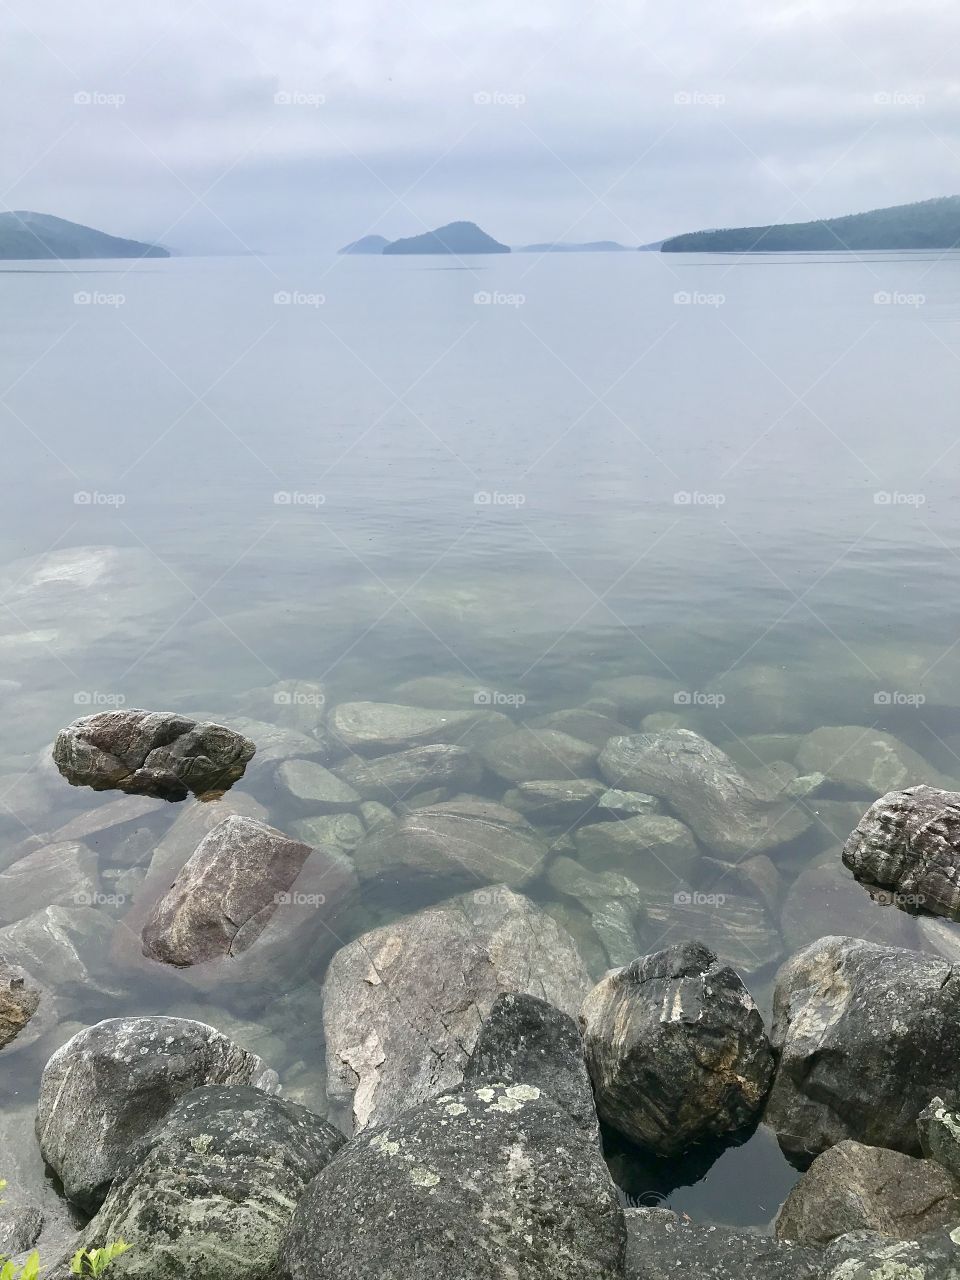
<box><xmin>2</xmin><ymin>0</ymin><xmax>959</xmax><ymax>253</ymax></box>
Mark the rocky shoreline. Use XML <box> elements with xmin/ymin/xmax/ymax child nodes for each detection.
<box><xmin>4</xmin><ymin>689</ymin><xmax>960</xmax><ymax>1277</ymax></box>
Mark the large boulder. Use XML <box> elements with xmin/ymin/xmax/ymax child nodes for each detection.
<box><xmin>580</xmin><ymin>941</ymin><xmax>773</xmax><ymax>1155</ymax></box>
<box><xmin>765</xmin><ymin>936</ymin><xmax>960</xmax><ymax>1158</ymax></box>
<box><xmin>633</xmin><ymin>886</ymin><xmax>784</xmax><ymax>976</ymax></box>
<box><xmin>36</xmin><ymin>1016</ymin><xmax>279</xmax><ymax>1212</ymax></box>
<box><xmin>843</xmin><ymin>785</ymin><xmax>960</xmax><ymax>920</ymax></box>
<box><xmin>775</xmin><ymin>1140</ymin><xmax>960</xmax><ymax>1243</ymax></box>
<box><xmin>322</xmin><ymin>886</ymin><xmax>591</xmax><ymax>1132</ymax></box>
<box><xmin>53</xmin><ymin>710</ymin><xmax>255</xmax><ymax>800</ymax></box>
<box><xmin>624</xmin><ymin>1208</ymin><xmax>822</xmax><ymax>1280</ymax></box>
<box><xmin>333</xmin><ymin>743</ymin><xmax>482</xmax><ymax>804</ymax></box>
<box><xmin>328</xmin><ymin>701</ymin><xmax>509</xmax><ymax>753</ymax></box>
<box><xmin>796</xmin><ymin>727</ymin><xmax>951</xmax><ymax>797</ymax></box>
<box><xmin>282</xmin><ymin>1081</ymin><xmax>626</xmax><ymax>1280</ymax></box>
<box><xmin>46</xmin><ymin>1086</ymin><xmax>344</xmax><ymax>1280</ymax></box>
<box><xmin>141</xmin><ymin>816</ymin><xmax>312</xmax><ymax>966</ymax></box>
<box><xmin>352</xmin><ymin>796</ymin><xmax>549</xmax><ymax>888</ymax></box>
<box><xmin>598</xmin><ymin>729</ymin><xmax>811</xmax><ymax>856</ymax></box>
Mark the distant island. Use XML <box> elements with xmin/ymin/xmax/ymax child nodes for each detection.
<box><xmin>338</xmin><ymin>234</ymin><xmax>391</xmax><ymax>255</ymax></box>
<box><xmin>661</xmin><ymin>195</ymin><xmax>960</xmax><ymax>253</ymax></box>
<box><xmin>0</xmin><ymin>211</ymin><xmax>169</xmax><ymax>260</ymax></box>
<box><xmin>382</xmin><ymin>221</ymin><xmax>510</xmax><ymax>255</ymax></box>
<box><xmin>514</xmin><ymin>240</ymin><xmax>628</xmax><ymax>253</ymax></box>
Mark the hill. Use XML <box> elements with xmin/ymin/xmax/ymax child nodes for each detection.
<box><xmin>515</xmin><ymin>240</ymin><xmax>628</xmax><ymax>253</ymax></box>
<box><xmin>338</xmin><ymin>234</ymin><xmax>390</xmax><ymax>255</ymax></box>
<box><xmin>661</xmin><ymin>196</ymin><xmax>960</xmax><ymax>253</ymax></box>
<box><xmin>0</xmin><ymin>211</ymin><xmax>169</xmax><ymax>259</ymax></box>
<box><xmin>382</xmin><ymin>221</ymin><xmax>510</xmax><ymax>255</ymax></box>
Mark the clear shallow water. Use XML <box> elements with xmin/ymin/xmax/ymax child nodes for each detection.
<box><xmin>3</xmin><ymin>247</ymin><xmax>960</xmax><ymax>1228</ymax></box>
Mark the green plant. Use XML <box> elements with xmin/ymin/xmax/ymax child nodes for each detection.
<box><xmin>70</xmin><ymin>1243</ymin><xmax>131</xmax><ymax>1277</ymax></box>
<box><xmin>0</xmin><ymin>1256</ymin><xmax>40</xmax><ymax>1280</ymax></box>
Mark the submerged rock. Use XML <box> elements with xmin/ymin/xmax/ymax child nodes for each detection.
<box><xmin>0</xmin><ymin>905</ymin><xmax>113</xmax><ymax>995</ymax></box>
<box><xmin>546</xmin><ymin>855</ymin><xmax>644</xmax><ymax>965</ymax></box>
<box><xmin>599</xmin><ymin>729</ymin><xmax>811</xmax><ymax>856</ymax></box>
<box><xmin>531</xmin><ymin>707</ymin><xmax>633</xmax><ymax>749</ymax></box>
<box><xmin>574</xmin><ymin>813</ymin><xmax>700</xmax><ymax>889</ymax></box>
<box><xmin>478</xmin><ymin>726</ymin><xmax>599</xmax><ymax>783</ymax></box>
<box><xmin>842</xmin><ymin>784</ymin><xmax>960</xmax><ymax>920</ymax></box>
<box><xmin>333</xmin><ymin>743</ymin><xmax>482</xmax><ymax>803</ymax></box>
<box><xmin>329</xmin><ymin>701</ymin><xmax>509</xmax><ymax>753</ymax></box>
<box><xmin>322</xmin><ymin>886</ymin><xmax>590</xmax><ymax>1132</ymax></box>
<box><xmin>48</xmin><ymin>1086</ymin><xmax>343</xmax><ymax>1280</ymax></box>
<box><xmin>780</xmin><ymin>855</ymin><xmax>919</xmax><ymax>952</ymax></box>
<box><xmin>0</xmin><ymin>962</ymin><xmax>40</xmax><ymax>1048</ymax></box>
<box><xmin>635</xmin><ymin>886</ymin><xmax>783</xmax><ymax>975</ymax></box>
<box><xmin>503</xmin><ymin>777</ymin><xmax>606</xmax><ymax>822</ymax></box>
<box><xmin>36</xmin><ymin>1016</ymin><xmax>279</xmax><ymax>1212</ymax></box>
<box><xmin>275</xmin><ymin>759</ymin><xmax>360</xmax><ymax>812</ymax></box>
<box><xmin>580</xmin><ymin>940</ymin><xmax>773</xmax><ymax>1155</ymax></box>
<box><xmin>765</xmin><ymin>936</ymin><xmax>960</xmax><ymax>1159</ymax></box>
<box><xmin>775</xmin><ymin>1140</ymin><xmax>960</xmax><ymax>1243</ymax></box>
<box><xmin>282</xmin><ymin>1080</ymin><xmax>626</xmax><ymax>1280</ymax></box>
<box><xmin>53</xmin><ymin>709</ymin><xmax>255</xmax><ymax>800</ymax></box>
<box><xmin>796</xmin><ymin>726</ymin><xmax>951</xmax><ymax>796</ymax></box>
<box><xmin>141</xmin><ymin>815</ymin><xmax>313</xmax><ymax>966</ymax></box>
<box><xmin>0</xmin><ymin>840</ymin><xmax>99</xmax><ymax>924</ymax></box>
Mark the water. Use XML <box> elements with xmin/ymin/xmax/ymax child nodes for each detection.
<box><xmin>3</xmin><ymin>247</ymin><xmax>960</xmax><ymax>1229</ymax></box>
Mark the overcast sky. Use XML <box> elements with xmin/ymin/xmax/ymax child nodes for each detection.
<box><xmin>3</xmin><ymin>0</ymin><xmax>958</xmax><ymax>253</ymax></box>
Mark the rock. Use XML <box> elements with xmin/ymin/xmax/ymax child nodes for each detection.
<box><xmin>0</xmin><ymin>1105</ymin><xmax>82</xmax><ymax>1258</ymax></box>
<box><xmin>322</xmin><ymin>886</ymin><xmax>590</xmax><ymax>1131</ymax></box>
<box><xmin>765</xmin><ymin>936</ymin><xmax>960</xmax><ymax>1158</ymax></box>
<box><xmin>207</xmin><ymin>715</ymin><xmax>332</xmax><ymax>768</ymax></box>
<box><xmin>333</xmin><ymin>743</ymin><xmax>482</xmax><ymax>804</ymax></box>
<box><xmin>358</xmin><ymin>800</ymin><xmax>395</xmax><ymax>831</ymax></box>
<box><xmin>46</xmin><ymin>794</ymin><xmax>165</xmax><ymax>843</ymax></box>
<box><xmin>0</xmin><ymin>906</ymin><xmax>112</xmax><ymax>995</ymax></box>
<box><xmin>821</xmin><ymin>1230</ymin><xmax>960</xmax><ymax>1280</ymax></box>
<box><xmin>352</xmin><ymin>796</ymin><xmax>548</xmax><ymax>889</ymax></box>
<box><xmin>599</xmin><ymin>729</ymin><xmax>811</xmax><ymax>856</ymax></box>
<box><xmin>531</xmin><ymin>707</ymin><xmax>633</xmax><ymax>749</ymax></box>
<box><xmin>329</xmin><ymin>701</ymin><xmax>509</xmax><ymax>753</ymax></box>
<box><xmin>580</xmin><ymin>940</ymin><xmax>773</xmax><ymax>1155</ymax></box>
<box><xmin>780</xmin><ymin>856</ymin><xmax>920</xmax><ymax>953</ymax></box>
<box><xmin>842</xmin><ymin>785</ymin><xmax>960</xmax><ymax>920</ymax></box>
<box><xmin>540</xmin><ymin>900</ymin><xmax>610</xmax><ymax>980</ymax></box>
<box><xmin>233</xmin><ymin>678</ymin><xmax>328</xmax><ymax>735</ymax></box>
<box><xmin>597</xmin><ymin>787</ymin><xmax>661</xmax><ymax>816</ymax></box>
<box><xmin>784</xmin><ymin>772</ymin><xmax>828</xmax><ymax>799</ymax></box>
<box><xmin>502</xmin><ymin>777</ymin><xmax>606</xmax><ymax>823</ymax></box>
<box><xmin>141</xmin><ymin>816</ymin><xmax>313</xmax><ymax>966</ymax></box>
<box><xmin>919</xmin><ymin>1097</ymin><xmax>960</xmax><ymax>1179</ymax></box>
<box><xmin>53</xmin><ymin>710</ymin><xmax>256</xmax><ymax>800</ymax></box>
<box><xmin>37</xmin><ymin>1016</ymin><xmax>279</xmax><ymax>1212</ymax></box>
<box><xmin>479</xmin><ymin>727</ymin><xmax>599</xmax><ymax>784</ymax></box>
<box><xmin>624</xmin><ymin>1208</ymin><xmax>823</xmax><ymax>1280</ymax></box>
<box><xmin>289</xmin><ymin>812</ymin><xmax>365</xmax><ymax>855</ymax></box>
<box><xmin>547</xmin><ymin>855</ymin><xmax>644</xmax><ymax>965</ymax></box>
<box><xmin>0</xmin><ymin>840</ymin><xmax>99</xmax><ymax>923</ymax></box>
<box><xmin>0</xmin><ymin>962</ymin><xmax>40</xmax><ymax>1048</ymax></box>
<box><xmin>721</xmin><ymin>733</ymin><xmax>803</xmax><ymax>767</ymax></box>
<box><xmin>275</xmin><ymin>759</ymin><xmax>360</xmax><ymax>812</ymax></box>
<box><xmin>48</xmin><ymin>1085</ymin><xmax>343</xmax><ymax>1280</ymax></box>
<box><xmin>463</xmin><ymin>991</ymin><xmax>598</xmax><ymax>1136</ymax></box>
<box><xmin>0</xmin><ymin>1205</ymin><xmax>43</xmax><ymax>1256</ymax></box>
<box><xmin>391</xmin><ymin>673</ymin><xmax>488</xmax><ymax>708</ymax></box>
<box><xmin>635</xmin><ymin>889</ymin><xmax>783</xmax><ymax>975</ymax></box>
<box><xmin>796</xmin><ymin>726</ymin><xmax>950</xmax><ymax>797</ymax></box>
<box><xmin>574</xmin><ymin>814</ymin><xmax>700</xmax><ymax>889</ymax></box>
<box><xmin>705</xmin><ymin>852</ymin><xmax>782</xmax><ymax>915</ymax></box>
<box><xmin>588</xmin><ymin>673</ymin><xmax>680</xmax><ymax>717</ymax></box>
<box><xmin>282</xmin><ymin>1080</ymin><xmax>626</xmax><ymax>1280</ymax></box>
<box><xmin>775</xmin><ymin>1140</ymin><xmax>960</xmax><ymax>1243</ymax></box>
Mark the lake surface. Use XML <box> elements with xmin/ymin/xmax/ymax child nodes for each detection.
<box><xmin>3</xmin><ymin>247</ymin><xmax>960</xmax><ymax>1230</ymax></box>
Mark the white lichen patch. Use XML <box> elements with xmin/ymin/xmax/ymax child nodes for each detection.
<box><xmin>370</xmin><ymin>1132</ymin><xmax>400</xmax><ymax>1156</ymax></box>
<box><xmin>475</xmin><ymin>1086</ymin><xmax>497</xmax><ymax>1102</ymax></box>
<box><xmin>190</xmin><ymin>1134</ymin><xmax>214</xmax><ymax>1154</ymax></box>
<box><xmin>504</xmin><ymin>1085</ymin><xmax>540</xmax><ymax>1103</ymax></box>
<box><xmin>444</xmin><ymin>1102</ymin><xmax>468</xmax><ymax>1116</ymax></box>
<box><xmin>409</xmin><ymin>1166</ymin><xmax>440</xmax><ymax>1188</ymax></box>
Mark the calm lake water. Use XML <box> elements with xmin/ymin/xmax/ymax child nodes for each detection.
<box><xmin>3</xmin><ymin>247</ymin><xmax>960</xmax><ymax>1230</ymax></box>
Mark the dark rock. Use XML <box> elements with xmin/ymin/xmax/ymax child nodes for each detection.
<box><xmin>0</xmin><ymin>1204</ymin><xmax>43</xmax><ymax>1256</ymax></box>
<box><xmin>141</xmin><ymin>816</ymin><xmax>313</xmax><ymax>966</ymax></box>
<box><xmin>53</xmin><ymin>709</ymin><xmax>255</xmax><ymax>800</ymax></box>
<box><xmin>624</xmin><ymin>1207</ymin><xmax>822</xmax><ymax>1280</ymax></box>
<box><xmin>47</xmin><ymin>1086</ymin><xmax>344</xmax><ymax>1280</ymax></box>
<box><xmin>282</xmin><ymin>1081</ymin><xmax>625</xmax><ymax>1280</ymax></box>
<box><xmin>580</xmin><ymin>940</ymin><xmax>773</xmax><ymax>1155</ymax></box>
<box><xmin>765</xmin><ymin>936</ymin><xmax>960</xmax><ymax>1159</ymax></box>
<box><xmin>919</xmin><ymin>1097</ymin><xmax>960</xmax><ymax>1180</ymax></box>
<box><xmin>775</xmin><ymin>1140</ymin><xmax>960</xmax><ymax>1243</ymax></box>
<box><xmin>0</xmin><ymin>962</ymin><xmax>40</xmax><ymax>1047</ymax></box>
<box><xmin>333</xmin><ymin>743</ymin><xmax>482</xmax><ymax>803</ymax></box>
<box><xmin>36</xmin><ymin>1015</ymin><xmax>278</xmax><ymax>1212</ymax></box>
<box><xmin>322</xmin><ymin>886</ymin><xmax>590</xmax><ymax>1131</ymax></box>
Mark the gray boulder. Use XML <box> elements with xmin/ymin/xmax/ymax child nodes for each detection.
<box><xmin>282</xmin><ymin>1080</ymin><xmax>626</xmax><ymax>1280</ymax></box>
<box><xmin>275</xmin><ymin>759</ymin><xmax>360</xmax><ymax>812</ymax></box>
<box><xmin>503</xmin><ymin>777</ymin><xmax>607</xmax><ymax>823</ymax></box>
<box><xmin>597</xmin><ymin>787</ymin><xmax>661</xmax><ymax>816</ymax></box>
<box><xmin>531</xmin><ymin>707</ymin><xmax>633</xmax><ymax>748</ymax></box>
<box><xmin>478</xmin><ymin>727</ymin><xmax>599</xmax><ymax>784</ymax></box>
<box><xmin>919</xmin><ymin>1097</ymin><xmax>960</xmax><ymax>1180</ymax></box>
<box><xmin>0</xmin><ymin>906</ymin><xmax>113</xmax><ymax>996</ymax></box>
<box><xmin>0</xmin><ymin>840</ymin><xmax>99</xmax><ymax>923</ymax></box>
<box><xmin>141</xmin><ymin>815</ymin><xmax>312</xmax><ymax>966</ymax></box>
<box><xmin>796</xmin><ymin>726</ymin><xmax>950</xmax><ymax>797</ymax></box>
<box><xmin>36</xmin><ymin>1016</ymin><xmax>279</xmax><ymax>1212</ymax></box>
<box><xmin>775</xmin><ymin>1140</ymin><xmax>960</xmax><ymax>1243</ymax></box>
<box><xmin>0</xmin><ymin>1204</ymin><xmax>43</xmax><ymax>1257</ymax></box>
<box><xmin>765</xmin><ymin>936</ymin><xmax>960</xmax><ymax>1158</ymax></box>
<box><xmin>821</xmin><ymin>1231</ymin><xmax>960</xmax><ymax>1280</ymax></box>
<box><xmin>598</xmin><ymin>728</ymin><xmax>811</xmax><ymax>856</ymax></box>
<box><xmin>289</xmin><ymin>812</ymin><xmax>364</xmax><ymax>854</ymax></box>
<box><xmin>0</xmin><ymin>963</ymin><xmax>40</xmax><ymax>1048</ymax></box>
<box><xmin>328</xmin><ymin>701</ymin><xmax>509</xmax><ymax>753</ymax></box>
<box><xmin>634</xmin><ymin>886</ymin><xmax>783</xmax><ymax>976</ymax></box>
<box><xmin>624</xmin><ymin>1208</ymin><xmax>822</xmax><ymax>1280</ymax></box>
<box><xmin>46</xmin><ymin>1086</ymin><xmax>344</xmax><ymax>1280</ymax></box>
<box><xmin>580</xmin><ymin>940</ymin><xmax>773</xmax><ymax>1155</ymax></box>
<box><xmin>53</xmin><ymin>709</ymin><xmax>255</xmax><ymax>800</ymax></box>
<box><xmin>843</xmin><ymin>785</ymin><xmax>960</xmax><ymax>920</ymax></box>
<box><xmin>322</xmin><ymin>886</ymin><xmax>590</xmax><ymax>1132</ymax></box>
<box><xmin>573</xmin><ymin>813</ymin><xmax>700</xmax><ymax>889</ymax></box>
<box><xmin>546</xmin><ymin>855</ymin><xmax>644</xmax><ymax>965</ymax></box>
<box><xmin>333</xmin><ymin>743</ymin><xmax>482</xmax><ymax>803</ymax></box>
